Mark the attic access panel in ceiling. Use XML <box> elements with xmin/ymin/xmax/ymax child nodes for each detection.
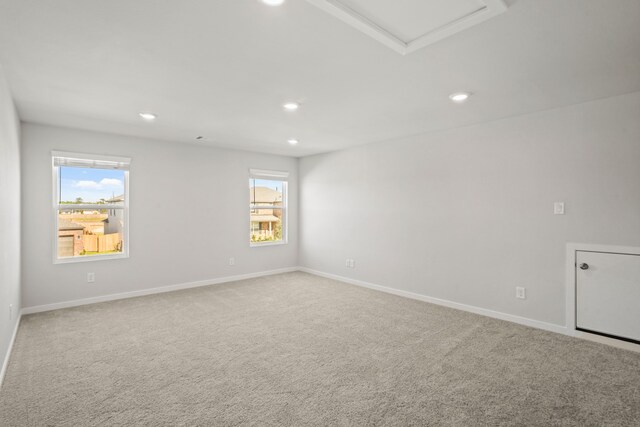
<box><xmin>305</xmin><ymin>0</ymin><xmax>508</xmax><ymax>55</ymax></box>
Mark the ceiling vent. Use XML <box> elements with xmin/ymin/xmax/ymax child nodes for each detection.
<box><xmin>305</xmin><ymin>0</ymin><xmax>508</xmax><ymax>55</ymax></box>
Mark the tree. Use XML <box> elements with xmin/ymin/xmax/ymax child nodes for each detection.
<box><xmin>75</xmin><ymin>197</ymin><xmax>83</xmax><ymax>204</ymax></box>
<box><xmin>274</xmin><ymin>221</ymin><xmax>282</xmax><ymax>240</ymax></box>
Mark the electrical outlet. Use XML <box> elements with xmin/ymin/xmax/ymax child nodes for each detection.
<box><xmin>229</xmin><ymin>257</ymin><xmax>235</xmax><ymax>266</ymax></box>
<box><xmin>9</xmin><ymin>304</ymin><xmax>13</xmax><ymax>319</ymax></box>
<box><xmin>345</xmin><ymin>258</ymin><xmax>350</xmax><ymax>267</ymax></box>
<box><xmin>350</xmin><ymin>259</ymin><xmax>355</xmax><ymax>268</ymax></box>
<box><xmin>516</xmin><ymin>287</ymin><xmax>526</xmax><ymax>299</ymax></box>
<box><xmin>87</xmin><ymin>272</ymin><xmax>95</xmax><ymax>283</ymax></box>
<box><xmin>554</xmin><ymin>202</ymin><xmax>565</xmax><ymax>215</ymax></box>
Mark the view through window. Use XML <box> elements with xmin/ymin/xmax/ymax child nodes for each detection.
<box><xmin>249</xmin><ymin>171</ymin><xmax>287</xmax><ymax>245</ymax></box>
<box><xmin>54</xmin><ymin>153</ymin><xmax>129</xmax><ymax>261</ymax></box>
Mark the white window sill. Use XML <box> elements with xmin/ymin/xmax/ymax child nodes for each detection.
<box><xmin>54</xmin><ymin>253</ymin><xmax>129</xmax><ymax>264</ymax></box>
<box><xmin>250</xmin><ymin>241</ymin><xmax>287</xmax><ymax>248</ymax></box>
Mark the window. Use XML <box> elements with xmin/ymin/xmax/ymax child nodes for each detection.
<box><xmin>249</xmin><ymin>169</ymin><xmax>288</xmax><ymax>246</ymax></box>
<box><xmin>52</xmin><ymin>151</ymin><xmax>130</xmax><ymax>263</ymax></box>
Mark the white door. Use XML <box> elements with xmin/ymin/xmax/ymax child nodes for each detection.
<box><xmin>576</xmin><ymin>251</ymin><xmax>640</xmax><ymax>342</ymax></box>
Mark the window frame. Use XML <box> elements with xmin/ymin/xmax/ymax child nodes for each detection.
<box><xmin>249</xmin><ymin>169</ymin><xmax>289</xmax><ymax>247</ymax></box>
<box><xmin>52</xmin><ymin>151</ymin><xmax>131</xmax><ymax>264</ymax></box>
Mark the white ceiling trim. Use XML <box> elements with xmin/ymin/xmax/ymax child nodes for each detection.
<box><xmin>305</xmin><ymin>0</ymin><xmax>508</xmax><ymax>55</ymax></box>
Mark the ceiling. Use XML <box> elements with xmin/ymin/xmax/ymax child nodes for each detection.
<box><xmin>0</xmin><ymin>0</ymin><xmax>638</xmax><ymax>157</ymax></box>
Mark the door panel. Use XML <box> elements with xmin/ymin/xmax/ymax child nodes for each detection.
<box><xmin>576</xmin><ymin>251</ymin><xmax>640</xmax><ymax>342</ymax></box>
<box><xmin>58</xmin><ymin>236</ymin><xmax>74</xmax><ymax>257</ymax></box>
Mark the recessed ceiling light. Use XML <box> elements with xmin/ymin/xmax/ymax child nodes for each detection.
<box><xmin>449</xmin><ymin>92</ymin><xmax>471</xmax><ymax>103</ymax></box>
<box><xmin>283</xmin><ymin>102</ymin><xmax>300</xmax><ymax>111</ymax></box>
<box><xmin>262</xmin><ymin>0</ymin><xmax>285</xmax><ymax>6</ymax></box>
<box><xmin>138</xmin><ymin>112</ymin><xmax>157</xmax><ymax>121</ymax></box>
<box><xmin>287</xmin><ymin>139</ymin><xmax>299</xmax><ymax>145</ymax></box>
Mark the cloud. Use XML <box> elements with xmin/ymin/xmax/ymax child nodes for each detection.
<box><xmin>75</xmin><ymin>180</ymin><xmax>102</xmax><ymax>189</ymax></box>
<box><xmin>100</xmin><ymin>178</ymin><xmax>122</xmax><ymax>186</ymax></box>
<box><xmin>73</xmin><ymin>178</ymin><xmax>122</xmax><ymax>190</ymax></box>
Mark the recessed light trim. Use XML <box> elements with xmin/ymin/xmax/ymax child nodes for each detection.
<box><xmin>449</xmin><ymin>92</ymin><xmax>471</xmax><ymax>103</ymax></box>
<box><xmin>287</xmin><ymin>139</ymin><xmax>299</xmax><ymax>145</ymax></box>
<box><xmin>262</xmin><ymin>0</ymin><xmax>285</xmax><ymax>6</ymax></box>
<box><xmin>138</xmin><ymin>112</ymin><xmax>157</xmax><ymax>121</ymax></box>
<box><xmin>283</xmin><ymin>102</ymin><xmax>300</xmax><ymax>111</ymax></box>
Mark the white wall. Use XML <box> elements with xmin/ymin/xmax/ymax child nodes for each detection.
<box><xmin>21</xmin><ymin>123</ymin><xmax>298</xmax><ymax>308</ymax></box>
<box><xmin>0</xmin><ymin>68</ymin><xmax>21</xmax><ymax>372</ymax></box>
<box><xmin>16</xmin><ymin>92</ymin><xmax>640</xmax><ymax>326</ymax></box>
<box><xmin>300</xmin><ymin>91</ymin><xmax>640</xmax><ymax>327</ymax></box>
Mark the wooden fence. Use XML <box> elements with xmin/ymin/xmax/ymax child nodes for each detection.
<box><xmin>82</xmin><ymin>233</ymin><xmax>121</xmax><ymax>253</ymax></box>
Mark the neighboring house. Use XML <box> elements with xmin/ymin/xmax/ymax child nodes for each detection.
<box><xmin>58</xmin><ymin>219</ymin><xmax>84</xmax><ymax>257</ymax></box>
<box><xmin>250</xmin><ymin>187</ymin><xmax>282</xmax><ymax>240</ymax></box>
<box><xmin>104</xmin><ymin>194</ymin><xmax>124</xmax><ymax>235</ymax></box>
<box><xmin>59</xmin><ymin>211</ymin><xmax>106</xmax><ymax>234</ymax></box>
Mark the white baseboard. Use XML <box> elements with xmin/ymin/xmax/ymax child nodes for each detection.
<box><xmin>571</xmin><ymin>329</ymin><xmax>640</xmax><ymax>353</ymax></box>
<box><xmin>299</xmin><ymin>267</ymin><xmax>568</xmax><ymax>336</ymax></box>
<box><xmin>0</xmin><ymin>311</ymin><xmax>22</xmax><ymax>390</ymax></box>
<box><xmin>22</xmin><ymin>267</ymin><xmax>298</xmax><ymax>315</ymax></box>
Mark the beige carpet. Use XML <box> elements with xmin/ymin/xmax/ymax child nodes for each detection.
<box><xmin>1</xmin><ymin>272</ymin><xmax>639</xmax><ymax>426</ymax></box>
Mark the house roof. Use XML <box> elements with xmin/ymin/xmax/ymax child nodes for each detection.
<box><xmin>250</xmin><ymin>214</ymin><xmax>280</xmax><ymax>223</ymax></box>
<box><xmin>106</xmin><ymin>194</ymin><xmax>124</xmax><ymax>203</ymax></box>
<box><xmin>58</xmin><ymin>219</ymin><xmax>84</xmax><ymax>231</ymax></box>
<box><xmin>250</xmin><ymin>187</ymin><xmax>282</xmax><ymax>204</ymax></box>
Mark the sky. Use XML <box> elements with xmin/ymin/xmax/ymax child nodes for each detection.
<box><xmin>60</xmin><ymin>172</ymin><xmax>277</xmax><ymax>203</ymax></box>
<box><xmin>250</xmin><ymin>178</ymin><xmax>282</xmax><ymax>192</ymax></box>
<box><xmin>60</xmin><ymin>166</ymin><xmax>125</xmax><ymax>203</ymax></box>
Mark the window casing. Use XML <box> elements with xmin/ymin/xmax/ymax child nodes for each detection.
<box><xmin>249</xmin><ymin>169</ymin><xmax>288</xmax><ymax>246</ymax></box>
<box><xmin>52</xmin><ymin>151</ymin><xmax>130</xmax><ymax>263</ymax></box>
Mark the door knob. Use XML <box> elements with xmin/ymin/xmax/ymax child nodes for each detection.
<box><xmin>579</xmin><ymin>263</ymin><xmax>589</xmax><ymax>270</ymax></box>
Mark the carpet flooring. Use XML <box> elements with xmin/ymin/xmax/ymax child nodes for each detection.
<box><xmin>1</xmin><ymin>272</ymin><xmax>639</xmax><ymax>426</ymax></box>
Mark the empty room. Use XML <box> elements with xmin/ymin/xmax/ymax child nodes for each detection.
<box><xmin>1</xmin><ymin>0</ymin><xmax>639</xmax><ymax>425</ymax></box>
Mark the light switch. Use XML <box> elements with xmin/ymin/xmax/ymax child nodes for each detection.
<box><xmin>554</xmin><ymin>202</ymin><xmax>565</xmax><ymax>215</ymax></box>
